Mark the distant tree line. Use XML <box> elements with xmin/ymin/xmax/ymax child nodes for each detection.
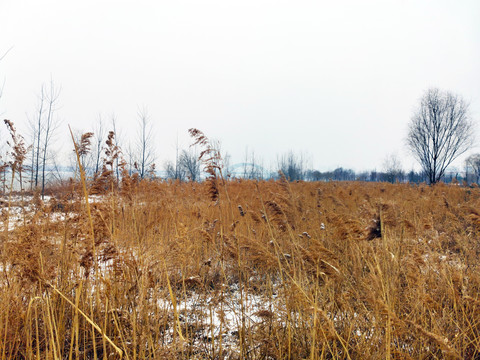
<box><xmin>0</xmin><ymin>84</ymin><xmax>477</xmax><ymax>193</ymax></box>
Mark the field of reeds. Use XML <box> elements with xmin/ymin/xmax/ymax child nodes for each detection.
<box><xmin>2</xmin><ymin>174</ymin><xmax>480</xmax><ymax>359</ymax></box>
<box><xmin>0</xmin><ymin>129</ymin><xmax>478</xmax><ymax>359</ymax></box>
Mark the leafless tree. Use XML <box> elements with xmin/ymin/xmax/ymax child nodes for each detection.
<box><xmin>29</xmin><ymin>86</ymin><xmax>44</xmax><ymax>189</ymax></box>
<box><xmin>40</xmin><ymin>81</ymin><xmax>61</xmax><ymax>197</ymax></box>
<box><xmin>164</xmin><ymin>147</ymin><xmax>201</xmax><ymax>182</ymax></box>
<box><xmin>382</xmin><ymin>153</ymin><xmax>403</xmax><ymax>183</ymax></box>
<box><xmin>125</xmin><ymin>143</ymin><xmax>135</xmax><ymax>176</ymax></box>
<box><xmin>242</xmin><ymin>147</ymin><xmax>264</xmax><ymax>179</ymax></box>
<box><xmin>164</xmin><ymin>160</ymin><xmax>186</xmax><ymax>181</ymax></box>
<box><xmin>277</xmin><ymin>151</ymin><xmax>306</xmax><ymax>181</ymax></box>
<box><xmin>407</xmin><ymin>88</ymin><xmax>474</xmax><ymax>184</ymax></box>
<box><xmin>165</xmin><ymin>135</ymin><xmax>185</xmax><ymax>181</ymax></box>
<box><xmin>465</xmin><ymin>154</ymin><xmax>480</xmax><ymax>184</ymax></box>
<box><xmin>135</xmin><ymin>107</ymin><xmax>155</xmax><ymax>179</ymax></box>
<box><xmin>179</xmin><ymin>149</ymin><xmax>201</xmax><ymax>181</ymax></box>
<box><xmin>92</xmin><ymin>115</ymin><xmax>106</xmax><ymax>176</ymax></box>
<box><xmin>28</xmin><ymin>80</ymin><xmax>61</xmax><ymax>196</ymax></box>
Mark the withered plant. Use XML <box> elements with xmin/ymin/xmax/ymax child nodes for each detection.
<box><xmin>0</xmin><ymin>129</ymin><xmax>480</xmax><ymax>358</ymax></box>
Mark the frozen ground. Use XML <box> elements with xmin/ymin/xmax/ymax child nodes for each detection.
<box><xmin>0</xmin><ymin>193</ymin><xmax>105</xmax><ymax>231</ymax></box>
<box><xmin>0</xmin><ymin>193</ymin><xmax>281</xmax><ymax>356</ymax></box>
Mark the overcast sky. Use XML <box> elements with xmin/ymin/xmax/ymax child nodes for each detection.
<box><xmin>1</xmin><ymin>0</ymin><xmax>479</xmax><ymax>172</ymax></box>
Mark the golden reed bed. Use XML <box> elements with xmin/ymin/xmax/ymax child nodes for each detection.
<box><xmin>1</xmin><ymin>179</ymin><xmax>480</xmax><ymax>359</ymax></box>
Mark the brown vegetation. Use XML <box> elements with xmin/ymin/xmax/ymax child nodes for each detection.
<box><xmin>1</xmin><ymin>177</ymin><xmax>480</xmax><ymax>359</ymax></box>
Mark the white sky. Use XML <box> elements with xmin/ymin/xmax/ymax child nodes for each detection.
<box><xmin>1</xmin><ymin>0</ymin><xmax>479</xmax><ymax>172</ymax></box>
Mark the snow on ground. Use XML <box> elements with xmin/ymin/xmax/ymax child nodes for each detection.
<box><xmin>153</xmin><ymin>283</ymin><xmax>279</xmax><ymax>353</ymax></box>
<box><xmin>0</xmin><ymin>191</ymin><xmax>383</xmax><ymax>354</ymax></box>
<box><xmin>0</xmin><ymin>193</ymin><xmax>102</xmax><ymax>231</ymax></box>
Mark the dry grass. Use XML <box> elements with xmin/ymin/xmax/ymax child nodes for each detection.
<box><xmin>1</xmin><ymin>178</ymin><xmax>480</xmax><ymax>359</ymax></box>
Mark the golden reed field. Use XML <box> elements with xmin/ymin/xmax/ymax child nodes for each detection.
<box><xmin>1</xmin><ymin>175</ymin><xmax>480</xmax><ymax>359</ymax></box>
<box><xmin>0</xmin><ymin>123</ymin><xmax>477</xmax><ymax>360</ymax></box>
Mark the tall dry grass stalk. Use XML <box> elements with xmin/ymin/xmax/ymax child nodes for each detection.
<box><xmin>1</xmin><ymin>133</ymin><xmax>480</xmax><ymax>358</ymax></box>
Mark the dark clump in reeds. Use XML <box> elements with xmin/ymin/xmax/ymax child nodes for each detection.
<box><xmin>366</xmin><ymin>213</ymin><xmax>382</xmax><ymax>240</ymax></box>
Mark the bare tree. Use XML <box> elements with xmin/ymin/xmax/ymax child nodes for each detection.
<box><xmin>164</xmin><ymin>160</ymin><xmax>186</xmax><ymax>181</ymax></box>
<box><xmin>332</xmin><ymin>167</ymin><xmax>355</xmax><ymax>181</ymax></box>
<box><xmin>277</xmin><ymin>151</ymin><xmax>306</xmax><ymax>181</ymax></box>
<box><xmin>242</xmin><ymin>147</ymin><xmax>264</xmax><ymax>179</ymax></box>
<box><xmin>92</xmin><ymin>114</ymin><xmax>106</xmax><ymax>176</ymax></box>
<box><xmin>135</xmin><ymin>107</ymin><xmax>155</xmax><ymax>179</ymax></box>
<box><xmin>28</xmin><ymin>80</ymin><xmax>61</xmax><ymax>196</ymax></box>
<box><xmin>29</xmin><ymin>85</ymin><xmax>45</xmax><ymax>189</ymax></box>
<box><xmin>382</xmin><ymin>153</ymin><xmax>404</xmax><ymax>183</ymax></box>
<box><xmin>164</xmin><ymin>146</ymin><xmax>201</xmax><ymax>182</ymax></box>
<box><xmin>211</xmin><ymin>139</ymin><xmax>231</xmax><ymax>179</ymax></box>
<box><xmin>124</xmin><ymin>144</ymin><xmax>133</xmax><ymax>176</ymax></box>
<box><xmin>179</xmin><ymin>149</ymin><xmax>200</xmax><ymax>181</ymax></box>
<box><xmin>39</xmin><ymin>80</ymin><xmax>61</xmax><ymax>197</ymax></box>
<box><xmin>465</xmin><ymin>154</ymin><xmax>480</xmax><ymax>184</ymax></box>
<box><xmin>166</xmin><ymin>135</ymin><xmax>185</xmax><ymax>181</ymax></box>
<box><xmin>407</xmin><ymin>88</ymin><xmax>474</xmax><ymax>184</ymax></box>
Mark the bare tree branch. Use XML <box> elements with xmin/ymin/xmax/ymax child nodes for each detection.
<box><xmin>407</xmin><ymin>88</ymin><xmax>474</xmax><ymax>184</ymax></box>
<box><xmin>277</xmin><ymin>151</ymin><xmax>306</xmax><ymax>181</ymax></box>
<box><xmin>382</xmin><ymin>153</ymin><xmax>403</xmax><ymax>183</ymax></box>
<box><xmin>92</xmin><ymin>114</ymin><xmax>106</xmax><ymax>176</ymax></box>
<box><xmin>465</xmin><ymin>154</ymin><xmax>480</xmax><ymax>184</ymax></box>
<box><xmin>40</xmin><ymin>79</ymin><xmax>61</xmax><ymax>197</ymax></box>
<box><xmin>179</xmin><ymin>149</ymin><xmax>200</xmax><ymax>181</ymax></box>
<box><xmin>135</xmin><ymin>106</ymin><xmax>155</xmax><ymax>179</ymax></box>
